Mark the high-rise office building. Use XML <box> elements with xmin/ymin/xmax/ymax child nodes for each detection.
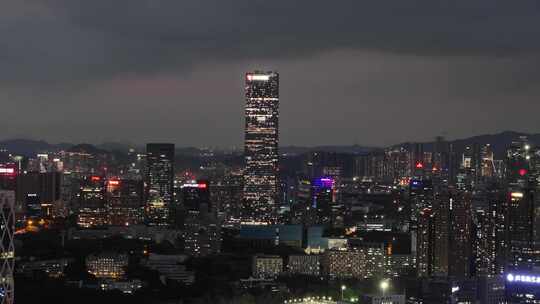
<box><xmin>409</xmin><ymin>179</ymin><xmax>433</xmax><ymax>228</ymax></box>
<box><xmin>416</xmin><ymin>185</ymin><xmax>473</xmax><ymax>278</ymax></box>
<box><xmin>384</xmin><ymin>147</ymin><xmax>410</xmax><ymax>183</ymax></box>
<box><xmin>416</xmin><ymin>207</ymin><xmax>434</xmax><ymax>277</ymax></box>
<box><xmin>505</xmin><ymin>138</ymin><xmax>539</xmax><ymax>270</ymax></box>
<box><xmin>445</xmin><ymin>190</ymin><xmax>473</xmax><ymax>278</ymax></box>
<box><xmin>77</xmin><ymin>175</ymin><xmax>107</xmax><ymax>228</ymax></box>
<box><xmin>409</xmin><ymin>178</ymin><xmax>435</xmax><ymax>277</ymax></box>
<box><xmin>145</xmin><ymin>143</ymin><xmax>175</xmax><ymax>226</ymax></box>
<box><xmin>472</xmin><ymin>186</ymin><xmax>505</xmax><ymax>276</ymax></box>
<box><xmin>211</xmin><ymin>172</ymin><xmax>243</xmax><ymax>225</ymax></box>
<box><xmin>106</xmin><ymin>178</ymin><xmax>144</xmax><ymax>226</ymax></box>
<box><xmin>182</xmin><ymin>180</ymin><xmax>221</xmax><ymax>257</ymax></box>
<box><xmin>17</xmin><ymin>171</ymin><xmax>61</xmax><ymax>219</ymax></box>
<box><xmin>0</xmin><ymin>165</ymin><xmax>17</xmax><ymax>194</ymax></box>
<box><xmin>0</xmin><ymin>191</ymin><xmax>14</xmax><ymax>304</ymax></box>
<box><xmin>311</xmin><ymin>177</ymin><xmax>334</xmax><ymax>227</ymax></box>
<box><xmin>410</xmin><ymin>143</ymin><xmax>425</xmax><ymax>177</ymax></box>
<box><xmin>431</xmin><ymin>190</ymin><xmax>451</xmax><ymax>276</ymax></box>
<box><xmin>243</xmin><ymin>71</ymin><xmax>279</xmax><ymax>223</ymax></box>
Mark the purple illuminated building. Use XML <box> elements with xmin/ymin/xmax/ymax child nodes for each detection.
<box><xmin>311</xmin><ymin>177</ymin><xmax>334</xmax><ymax>226</ymax></box>
<box><xmin>313</xmin><ymin>177</ymin><xmax>334</xmax><ymax>189</ymax></box>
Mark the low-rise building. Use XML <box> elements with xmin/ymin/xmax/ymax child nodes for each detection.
<box><xmin>362</xmin><ymin>294</ymin><xmax>405</xmax><ymax>304</ymax></box>
<box><xmin>86</xmin><ymin>253</ymin><xmax>128</xmax><ymax>279</ymax></box>
<box><xmin>144</xmin><ymin>253</ymin><xmax>194</xmax><ymax>285</ymax></box>
<box><xmin>17</xmin><ymin>258</ymin><xmax>73</xmax><ymax>278</ymax></box>
<box><xmin>322</xmin><ymin>245</ymin><xmax>385</xmax><ymax>279</ymax></box>
<box><xmin>386</xmin><ymin>254</ymin><xmax>414</xmax><ymax>277</ymax></box>
<box><xmin>252</xmin><ymin>254</ymin><xmax>283</xmax><ymax>279</ymax></box>
<box><xmin>287</xmin><ymin>254</ymin><xmax>320</xmax><ymax>276</ymax></box>
<box><xmin>99</xmin><ymin>279</ymin><xmax>143</xmax><ymax>294</ymax></box>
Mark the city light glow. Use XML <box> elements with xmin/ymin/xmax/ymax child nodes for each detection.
<box><xmin>507</xmin><ymin>273</ymin><xmax>540</xmax><ymax>284</ymax></box>
<box><xmin>0</xmin><ymin>168</ymin><xmax>14</xmax><ymax>174</ymax></box>
<box><xmin>511</xmin><ymin>192</ymin><xmax>524</xmax><ymax>198</ymax></box>
<box><xmin>246</xmin><ymin>74</ymin><xmax>271</xmax><ymax>81</ymax></box>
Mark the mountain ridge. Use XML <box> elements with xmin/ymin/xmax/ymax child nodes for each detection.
<box><xmin>1</xmin><ymin>130</ymin><xmax>539</xmax><ymax>157</ymax></box>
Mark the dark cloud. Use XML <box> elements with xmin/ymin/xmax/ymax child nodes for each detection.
<box><xmin>1</xmin><ymin>0</ymin><xmax>540</xmax><ymax>146</ymax></box>
<box><xmin>3</xmin><ymin>0</ymin><xmax>540</xmax><ymax>82</ymax></box>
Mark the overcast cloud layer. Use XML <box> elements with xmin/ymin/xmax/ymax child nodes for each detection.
<box><xmin>2</xmin><ymin>0</ymin><xmax>540</xmax><ymax>147</ymax></box>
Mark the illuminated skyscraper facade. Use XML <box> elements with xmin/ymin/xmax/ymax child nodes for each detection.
<box><xmin>311</xmin><ymin>177</ymin><xmax>334</xmax><ymax>227</ymax></box>
<box><xmin>145</xmin><ymin>143</ymin><xmax>175</xmax><ymax>226</ymax></box>
<box><xmin>77</xmin><ymin>175</ymin><xmax>107</xmax><ymax>228</ymax></box>
<box><xmin>106</xmin><ymin>178</ymin><xmax>144</xmax><ymax>226</ymax></box>
<box><xmin>182</xmin><ymin>180</ymin><xmax>221</xmax><ymax>257</ymax></box>
<box><xmin>472</xmin><ymin>187</ymin><xmax>504</xmax><ymax>276</ymax></box>
<box><xmin>243</xmin><ymin>71</ymin><xmax>279</xmax><ymax>223</ymax></box>
<box><xmin>431</xmin><ymin>189</ymin><xmax>473</xmax><ymax>278</ymax></box>
<box><xmin>505</xmin><ymin>138</ymin><xmax>539</xmax><ymax>270</ymax></box>
<box><xmin>0</xmin><ymin>191</ymin><xmax>14</xmax><ymax>304</ymax></box>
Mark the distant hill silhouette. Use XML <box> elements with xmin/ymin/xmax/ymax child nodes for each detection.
<box><xmin>398</xmin><ymin>131</ymin><xmax>540</xmax><ymax>158</ymax></box>
<box><xmin>1</xmin><ymin>130</ymin><xmax>539</xmax><ymax>157</ymax></box>
<box><xmin>447</xmin><ymin>131</ymin><xmax>538</xmax><ymax>158</ymax></box>
<box><xmin>67</xmin><ymin>143</ymin><xmax>108</xmax><ymax>155</ymax></box>
<box><xmin>0</xmin><ymin>139</ymin><xmax>70</xmax><ymax>156</ymax></box>
<box><xmin>280</xmin><ymin>145</ymin><xmax>377</xmax><ymax>155</ymax></box>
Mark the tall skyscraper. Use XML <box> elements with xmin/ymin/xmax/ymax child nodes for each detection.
<box><xmin>0</xmin><ymin>191</ymin><xmax>14</xmax><ymax>304</ymax></box>
<box><xmin>106</xmin><ymin>178</ymin><xmax>144</xmax><ymax>226</ymax></box>
<box><xmin>472</xmin><ymin>185</ymin><xmax>505</xmax><ymax>276</ymax></box>
<box><xmin>77</xmin><ymin>175</ymin><xmax>107</xmax><ymax>228</ymax></box>
<box><xmin>416</xmin><ymin>207</ymin><xmax>434</xmax><ymax>277</ymax></box>
<box><xmin>182</xmin><ymin>180</ymin><xmax>221</xmax><ymax>257</ymax></box>
<box><xmin>505</xmin><ymin>138</ymin><xmax>538</xmax><ymax>270</ymax></box>
<box><xmin>448</xmin><ymin>191</ymin><xmax>473</xmax><ymax>278</ymax></box>
<box><xmin>409</xmin><ymin>178</ymin><xmax>435</xmax><ymax>277</ymax></box>
<box><xmin>243</xmin><ymin>71</ymin><xmax>279</xmax><ymax>223</ymax></box>
<box><xmin>410</xmin><ymin>143</ymin><xmax>425</xmax><ymax>177</ymax></box>
<box><xmin>0</xmin><ymin>164</ymin><xmax>17</xmax><ymax>193</ymax></box>
<box><xmin>311</xmin><ymin>177</ymin><xmax>334</xmax><ymax>227</ymax></box>
<box><xmin>17</xmin><ymin>171</ymin><xmax>61</xmax><ymax>219</ymax></box>
<box><xmin>145</xmin><ymin>143</ymin><xmax>175</xmax><ymax>226</ymax></box>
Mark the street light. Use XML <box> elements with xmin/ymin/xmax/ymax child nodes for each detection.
<box><xmin>341</xmin><ymin>285</ymin><xmax>346</xmax><ymax>301</ymax></box>
<box><xmin>380</xmin><ymin>279</ymin><xmax>389</xmax><ymax>297</ymax></box>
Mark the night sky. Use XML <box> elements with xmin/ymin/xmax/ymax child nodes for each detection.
<box><xmin>2</xmin><ymin>0</ymin><xmax>540</xmax><ymax>148</ymax></box>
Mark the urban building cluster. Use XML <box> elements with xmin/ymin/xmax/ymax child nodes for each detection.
<box><xmin>0</xmin><ymin>71</ymin><xmax>538</xmax><ymax>304</ymax></box>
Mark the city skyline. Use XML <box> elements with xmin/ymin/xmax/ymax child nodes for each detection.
<box><xmin>2</xmin><ymin>1</ymin><xmax>540</xmax><ymax>147</ymax></box>
<box><xmin>4</xmin><ymin>1</ymin><xmax>540</xmax><ymax>303</ymax></box>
